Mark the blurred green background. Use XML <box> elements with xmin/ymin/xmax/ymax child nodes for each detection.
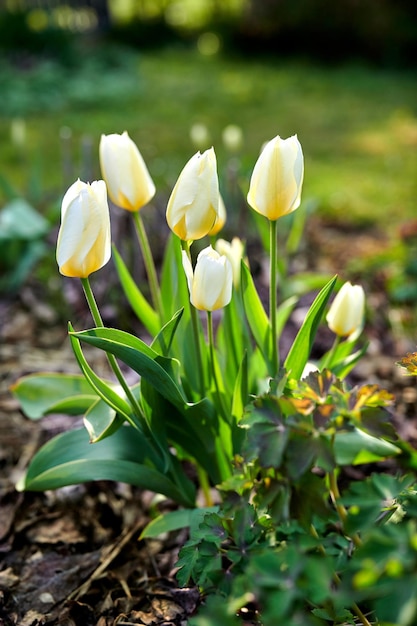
<box><xmin>0</xmin><ymin>0</ymin><xmax>416</xmax><ymax>301</ymax></box>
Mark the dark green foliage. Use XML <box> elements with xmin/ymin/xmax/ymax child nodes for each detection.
<box><xmin>177</xmin><ymin>372</ymin><xmax>417</xmax><ymax>625</ymax></box>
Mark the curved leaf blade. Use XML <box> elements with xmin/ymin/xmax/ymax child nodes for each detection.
<box><xmin>11</xmin><ymin>373</ymin><xmax>96</xmax><ymax>419</ymax></box>
<box><xmin>284</xmin><ymin>275</ymin><xmax>337</xmax><ymax>381</ymax></box>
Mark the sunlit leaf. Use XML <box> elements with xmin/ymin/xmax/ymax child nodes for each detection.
<box><xmin>11</xmin><ymin>373</ymin><xmax>97</xmax><ymax>419</ymax></box>
<box><xmin>284</xmin><ymin>275</ymin><xmax>337</xmax><ymax>381</ymax></box>
<box><xmin>334</xmin><ymin>428</ymin><xmax>401</xmax><ymax>465</ymax></box>
<box><xmin>69</xmin><ymin>324</ymin><xmax>137</xmax><ymax>426</ymax></box>
<box><xmin>83</xmin><ymin>396</ymin><xmax>125</xmax><ymax>443</ymax></box>
<box><xmin>70</xmin><ymin>327</ymin><xmax>187</xmax><ymax>408</ymax></box>
<box><xmin>241</xmin><ymin>262</ymin><xmax>272</xmax><ymax>372</ymax></box>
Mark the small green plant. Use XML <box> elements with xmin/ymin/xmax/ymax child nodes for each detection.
<box><xmin>11</xmin><ymin>130</ymin><xmax>417</xmax><ymax>625</ymax></box>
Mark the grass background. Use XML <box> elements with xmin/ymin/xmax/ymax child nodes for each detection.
<box><xmin>1</xmin><ymin>44</ymin><xmax>416</xmax><ymax>233</ymax></box>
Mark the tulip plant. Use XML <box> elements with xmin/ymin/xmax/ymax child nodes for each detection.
<box><xmin>12</xmin><ymin>132</ymin><xmax>417</xmax><ymax>625</ymax></box>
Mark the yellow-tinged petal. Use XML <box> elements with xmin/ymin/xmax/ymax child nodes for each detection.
<box><xmin>247</xmin><ymin>134</ymin><xmax>304</xmax><ymax>221</ymax></box>
<box><xmin>183</xmin><ymin>246</ymin><xmax>232</xmax><ymax>311</ymax></box>
<box><xmin>56</xmin><ymin>179</ymin><xmax>111</xmax><ymax>278</ymax></box>
<box><xmin>99</xmin><ymin>131</ymin><xmax>155</xmax><ymax>212</ymax></box>
<box><xmin>166</xmin><ymin>148</ymin><xmax>219</xmax><ymax>241</ymax></box>
<box><xmin>326</xmin><ymin>282</ymin><xmax>365</xmax><ymax>337</ymax></box>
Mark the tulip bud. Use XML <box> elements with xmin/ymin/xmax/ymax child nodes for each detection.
<box><xmin>56</xmin><ymin>179</ymin><xmax>111</xmax><ymax>278</ymax></box>
<box><xmin>247</xmin><ymin>134</ymin><xmax>304</xmax><ymax>221</ymax></box>
<box><xmin>326</xmin><ymin>282</ymin><xmax>365</xmax><ymax>337</ymax></box>
<box><xmin>182</xmin><ymin>246</ymin><xmax>232</xmax><ymax>311</ymax></box>
<box><xmin>166</xmin><ymin>148</ymin><xmax>219</xmax><ymax>241</ymax></box>
<box><xmin>99</xmin><ymin>131</ymin><xmax>155</xmax><ymax>212</ymax></box>
<box><xmin>215</xmin><ymin>237</ymin><xmax>244</xmax><ymax>288</ymax></box>
<box><xmin>208</xmin><ymin>194</ymin><xmax>227</xmax><ymax>236</ymax></box>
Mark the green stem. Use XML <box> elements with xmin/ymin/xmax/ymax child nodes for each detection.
<box><xmin>181</xmin><ymin>240</ymin><xmax>206</xmax><ymax>397</ymax></box>
<box><xmin>269</xmin><ymin>218</ymin><xmax>278</xmax><ymax>377</ymax></box>
<box><xmin>81</xmin><ymin>277</ymin><xmax>144</xmax><ymax>424</ymax></box>
<box><xmin>132</xmin><ymin>210</ymin><xmax>164</xmax><ymax>321</ymax></box>
<box><xmin>329</xmin><ymin>470</ymin><xmax>362</xmax><ymax>549</ymax></box>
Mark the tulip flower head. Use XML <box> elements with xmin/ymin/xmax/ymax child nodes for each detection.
<box><xmin>99</xmin><ymin>131</ymin><xmax>155</xmax><ymax>212</ymax></box>
<box><xmin>326</xmin><ymin>282</ymin><xmax>365</xmax><ymax>337</ymax></box>
<box><xmin>182</xmin><ymin>246</ymin><xmax>232</xmax><ymax>311</ymax></box>
<box><xmin>215</xmin><ymin>237</ymin><xmax>245</xmax><ymax>288</ymax></box>
<box><xmin>208</xmin><ymin>194</ymin><xmax>227</xmax><ymax>236</ymax></box>
<box><xmin>166</xmin><ymin>148</ymin><xmax>219</xmax><ymax>241</ymax></box>
<box><xmin>56</xmin><ymin>179</ymin><xmax>111</xmax><ymax>278</ymax></box>
<box><xmin>247</xmin><ymin>134</ymin><xmax>304</xmax><ymax>221</ymax></box>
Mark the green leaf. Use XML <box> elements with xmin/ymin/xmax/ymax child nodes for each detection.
<box><xmin>11</xmin><ymin>373</ymin><xmax>97</xmax><ymax>419</ymax></box>
<box><xmin>284</xmin><ymin>275</ymin><xmax>337</xmax><ymax>381</ymax></box>
<box><xmin>18</xmin><ymin>427</ymin><xmax>195</xmax><ymax>507</ymax></box>
<box><xmin>151</xmin><ymin>307</ymin><xmax>184</xmax><ymax>356</ymax></box>
<box><xmin>241</xmin><ymin>262</ymin><xmax>272</xmax><ymax>371</ymax></box>
<box><xmin>83</xmin><ymin>397</ymin><xmax>125</xmax><ymax>443</ymax></box>
<box><xmin>68</xmin><ymin>324</ymin><xmax>136</xmax><ymax>425</ymax></box>
<box><xmin>112</xmin><ymin>244</ymin><xmax>160</xmax><ymax>337</ymax></box>
<box><xmin>334</xmin><ymin>428</ymin><xmax>401</xmax><ymax>465</ymax></box>
<box><xmin>0</xmin><ymin>198</ymin><xmax>49</xmax><ymax>241</ymax></box>
<box><xmin>71</xmin><ymin>327</ymin><xmax>187</xmax><ymax>408</ymax></box>
<box><xmin>160</xmin><ymin>233</ymin><xmax>190</xmax><ymax>320</ymax></box>
<box><xmin>141</xmin><ymin>507</ymin><xmax>218</xmax><ymax>539</ymax></box>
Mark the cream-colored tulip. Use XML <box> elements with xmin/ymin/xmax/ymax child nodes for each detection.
<box><xmin>166</xmin><ymin>148</ymin><xmax>219</xmax><ymax>241</ymax></box>
<box><xmin>215</xmin><ymin>237</ymin><xmax>244</xmax><ymax>288</ymax></box>
<box><xmin>99</xmin><ymin>131</ymin><xmax>155</xmax><ymax>212</ymax></box>
<box><xmin>208</xmin><ymin>194</ymin><xmax>227</xmax><ymax>236</ymax></box>
<box><xmin>247</xmin><ymin>134</ymin><xmax>304</xmax><ymax>221</ymax></box>
<box><xmin>326</xmin><ymin>282</ymin><xmax>365</xmax><ymax>337</ymax></box>
<box><xmin>56</xmin><ymin>179</ymin><xmax>111</xmax><ymax>278</ymax></box>
<box><xmin>182</xmin><ymin>246</ymin><xmax>232</xmax><ymax>311</ymax></box>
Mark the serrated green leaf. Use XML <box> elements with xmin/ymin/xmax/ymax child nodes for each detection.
<box><xmin>285</xmin><ymin>275</ymin><xmax>337</xmax><ymax>381</ymax></box>
<box><xmin>112</xmin><ymin>244</ymin><xmax>160</xmax><ymax>336</ymax></box>
<box><xmin>11</xmin><ymin>373</ymin><xmax>97</xmax><ymax>419</ymax></box>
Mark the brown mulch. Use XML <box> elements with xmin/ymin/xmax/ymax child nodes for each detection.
<box><xmin>1</xmin><ymin>220</ymin><xmax>417</xmax><ymax>625</ymax></box>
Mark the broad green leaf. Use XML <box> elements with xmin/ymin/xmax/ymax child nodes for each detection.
<box><xmin>241</xmin><ymin>262</ymin><xmax>272</xmax><ymax>371</ymax></box>
<box><xmin>83</xmin><ymin>397</ymin><xmax>125</xmax><ymax>443</ymax></box>
<box><xmin>284</xmin><ymin>275</ymin><xmax>337</xmax><ymax>381</ymax></box>
<box><xmin>69</xmin><ymin>324</ymin><xmax>137</xmax><ymax>426</ymax></box>
<box><xmin>11</xmin><ymin>373</ymin><xmax>97</xmax><ymax>419</ymax></box>
<box><xmin>334</xmin><ymin>428</ymin><xmax>401</xmax><ymax>465</ymax></box>
<box><xmin>71</xmin><ymin>327</ymin><xmax>187</xmax><ymax>408</ymax></box>
<box><xmin>141</xmin><ymin>506</ymin><xmax>218</xmax><ymax>539</ymax></box>
<box><xmin>18</xmin><ymin>427</ymin><xmax>195</xmax><ymax>507</ymax></box>
<box><xmin>112</xmin><ymin>244</ymin><xmax>160</xmax><ymax>337</ymax></box>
